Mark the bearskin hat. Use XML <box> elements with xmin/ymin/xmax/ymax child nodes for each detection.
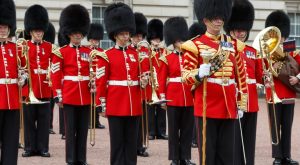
<box><xmin>133</xmin><ymin>12</ymin><xmax>147</xmax><ymax>37</ymax></box>
<box><xmin>87</xmin><ymin>23</ymin><xmax>104</xmax><ymax>41</ymax></box>
<box><xmin>44</xmin><ymin>23</ymin><xmax>56</xmax><ymax>44</ymax></box>
<box><xmin>0</xmin><ymin>0</ymin><xmax>16</xmax><ymax>31</ymax></box>
<box><xmin>58</xmin><ymin>29</ymin><xmax>69</xmax><ymax>47</ymax></box>
<box><xmin>24</xmin><ymin>5</ymin><xmax>49</xmax><ymax>33</ymax></box>
<box><xmin>194</xmin><ymin>0</ymin><xmax>232</xmax><ymax>23</ymax></box>
<box><xmin>147</xmin><ymin>19</ymin><xmax>163</xmax><ymax>42</ymax></box>
<box><xmin>164</xmin><ymin>17</ymin><xmax>188</xmax><ymax>46</ymax></box>
<box><xmin>224</xmin><ymin>0</ymin><xmax>254</xmax><ymax>34</ymax></box>
<box><xmin>265</xmin><ymin>10</ymin><xmax>290</xmax><ymax>39</ymax></box>
<box><xmin>188</xmin><ymin>22</ymin><xmax>206</xmax><ymax>39</ymax></box>
<box><xmin>59</xmin><ymin>4</ymin><xmax>90</xmax><ymax>39</ymax></box>
<box><xmin>104</xmin><ymin>3</ymin><xmax>136</xmax><ymax>41</ymax></box>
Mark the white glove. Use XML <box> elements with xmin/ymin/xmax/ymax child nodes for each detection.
<box><xmin>18</xmin><ymin>72</ymin><xmax>28</xmax><ymax>87</ymax></box>
<box><xmin>198</xmin><ymin>63</ymin><xmax>211</xmax><ymax>78</ymax></box>
<box><xmin>89</xmin><ymin>78</ymin><xmax>96</xmax><ymax>93</ymax></box>
<box><xmin>140</xmin><ymin>74</ymin><xmax>148</xmax><ymax>88</ymax></box>
<box><xmin>160</xmin><ymin>93</ymin><xmax>166</xmax><ymax>107</ymax></box>
<box><xmin>238</xmin><ymin>110</ymin><xmax>244</xmax><ymax>119</ymax></box>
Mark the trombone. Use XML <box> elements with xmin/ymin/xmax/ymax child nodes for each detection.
<box><xmin>88</xmin><ymin>50</ymin><xmax>98</xmax><ymax>146</ymax></box>
<box><xmin>15</xmin><ymin>29</ymin><xmax>28</xmax><ymax>148</ymax></box>
<box><xmin>252</xmin><ymin>26</ymin><xmax>281</xmax><ymax>145</ymax></box>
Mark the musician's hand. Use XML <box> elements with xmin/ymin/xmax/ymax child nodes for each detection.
<box><xmin>238</xmin><ymin>110</ymin><xmax>244</xmax><ymax>119</ymax></box>
<box><xmin>99</xmin><ymin>112</ymin><xmax>107</xmax><ymax>118</ymax></box>
<box><xmin>161</xmin><ymin>104</ymin><xmax>167</xmax><ymax>110</ymax></box>
<box><xmin>140</xmin><ymin>75</ymin><xmax>148</xmax><ymax>88</ymax></box>
<box><xmin>273</xmin><ymin>62</ymin><xmax>281</xmax><ymax>69</ymax></box>
<box><xmin>289</xmin><ymin>76</ymin><xmax>299</xmax><ymax>85</ymax></box>
<box><xmin>198</xmin><ymin>63</ymin><xmax>211</xmax><ymax>78</ymax></box>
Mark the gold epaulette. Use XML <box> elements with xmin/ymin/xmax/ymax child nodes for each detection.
<box><xmin>52</xmin><ymin>44</ymin><xmax>63</xmax><ymax>59</ymax></box>
<box><xmin>92</xmin><ymin>50</ymin><xmax>109</xmax><ymax>62</ymax></box>
<box><xmin>159</xmin><ymin>54</ymin><xmax>168</xmax><ymax>65</ymax></box>
<box><xmin>181</xmin><ymin>40</ymin><xmax>199</xmax><ymax>56</ymax></box>
<box><xmin>236</xmin><ymin>39</ymin><xmax>245</xmax><ymax>53</ymax></box>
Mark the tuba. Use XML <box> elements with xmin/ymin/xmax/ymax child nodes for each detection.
<box><xmin>252</xmin><ymin>26</ymin><xmax>281</xmax><ymax>145</ymax></box>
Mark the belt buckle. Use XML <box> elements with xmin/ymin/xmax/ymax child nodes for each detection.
<box><xmin>5</xmin><ymin>78</ymin><xmax>11</xmax><ymax>84</ymax></box>
<box><xmin>38</xmin><ymin>69</ymin><xmax>42</xmax><ymax>74</ymax></box>
<box><xmin>127</xmin><ymin>80</ymin><xmax>133</xmax><ymax>86</ymax></box>
<box><xmin>222</xmin><ymin>79</ymin><xmax>229</xmax><ymax>85</ymax></box>
<box><xmin>78</xmin><ymin>75</ymin><xmax>83</xmax><ymax>81</ymax></box>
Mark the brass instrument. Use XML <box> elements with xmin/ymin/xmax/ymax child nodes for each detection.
<box><xmin>15</xmin><ymin>29</ymin><xmax>28</xmax><ymax>148</ymax></box>
<box><xmin>252</xmin><ymin>26</ymin><xmax>281</xmax><ymax>145</ymax></box>
<box><xmin>88</xmin><ymin>50</ymin><xmax>98</xmax><ymax>146</ymax></box>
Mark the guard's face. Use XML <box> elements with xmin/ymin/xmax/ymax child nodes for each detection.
<box><xmin>230</xmin><ymin>30</ymin><xmax>247</xmax><ymax>42</ymax></box>
<box><xmin>174</xmin><ymin>41</ymin><xmax>183</xmax><ymax>50</ymax></box>
<box><xmin>0</xmin><ymin>25</ymin><xmax>9</xmax><ymax>39</ymax></box>
<box><xmin>131</xmin><ymin>34</ymin><xmax>143</xmax><ymax>46</ymax></box>
<box><xmin>89</xmin><ymin>39</ymin><xmax>100</xmax><ymax>47</ymax></box>
<box><xmin>150</xmin><ymin>38</ymin><xmax>161</xmax><ymax>47</ymax></box>
<box><xmin>31</xmin><ymin>30</ymin><xmax>44</xmax><ymax>42</ymax></box>
<box><xmin>69</xmin><ymin>33</ymin><xmax>83</xmax><ymax>45</ymax></box>
<box><xmin>115</xmin><ymin>31</ymin><xmax>130</xmax><ymax>46</ymax></box>
<box><xmin>204</xmin><ymin>18</ymin><xmax>224</xmax><ymax>34</ymax></box>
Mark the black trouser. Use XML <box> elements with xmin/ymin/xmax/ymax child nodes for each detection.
<box><xmin>108</xmin><ymin>116</ymin><xmax>139</xmax><ymax>165</ymax></box>
<box><xmin>49</xmin><ymin>98</ymin><xmax>54</xmax><ymax>130</ymax></box>
<box><xmin>235</xmin><ymin>112</ymin><xmax>257</xmax><ymax>165</ymax></box>
<box><xmin>23</xmin><ymin>101</ymin><xmax>50</xmax><ymax>153</ymax></box>
<box><xmin>196</xmin><ymin>117</ymin><xmax>239</xmax><ymax>165</ymax></box>
<box><xmin>268</xmin><ymin>103</ymin><xmax>295</xmax><ymax>159</ymax></box>
<box><xmin>63</xmin><ymin>104</ymin><xmax>89</xmax><ymax>164</ymax></box>
<box><xmin>0</xmin><ymin>110</ymin><xmax>20</xmax><ymax>165</ymax></box>
<box><xmin>167</xmin><ymin>106</ymin><xmax>194</xmax><ymax>160</ymax></box>
<box><xmin>148</xmin><ymin>104</ymin><xmax>166</xmax><ymax>136</ymax></box>
<box><xmin>59</xmin><ymin>107</ymin><xmax>65</xmax><ymax>135</ymax></box>
<box><xmin>192</xmin><ymin>117</ymin><xmax>198</xmax><ymax>144</ymax></box>
<box><xmin>137</xmin><ymin>101</ymin><xmax>149</xmax><ymax>152</ymax></box>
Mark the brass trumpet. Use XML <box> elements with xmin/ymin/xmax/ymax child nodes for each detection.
<box><xmin>252</xmin><ymin>26</ymin><xmax>281</xmax><ymax>145</ymax></box>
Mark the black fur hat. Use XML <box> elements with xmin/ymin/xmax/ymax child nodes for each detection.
<box><xmin>265</xmin><ymin>10</ymin><xmax>290</xmax><ymax>39</ymax></box>
<box><xmin>58</xmin><ymin>29</ymin><xmax>69</xmax><ymax>47</ymax></box>
<box><xmin>87</xmin><ymin>23</ymin><xmax>104</xmax><ymax>41</ymax></box>
<box><xmin>0</xmin><ymin>0</ymin><xmax>16</xmax><ymax>31</ymax></box>
<box><xmin>24</xmin><ymin>5</ymin><xmax>49</xmax><ymax>33</ymax></box>
<box><xmin>104</xmin><ymin>3</ymin><xmax>136</xmax><ymax>41</ymax></box>
<box><xmin>133</xmin><ymin>12</ymin><xmax>147</xmax><ymax>37</ymax></box>
<box><xmin>188</xmin><ymin>22</ymin><xmax>206</xmax><ymax>39</ymax></box>
<box><xmin>224</xmin><ymin>0</ymin><xmax>254</xmax><ymax>34</ymax></box>
<box><xmin>147</xmin><ymin>19</ymin><xmax>163</xmax><ymax>42</ymax></box>
<box><xmin>59</xmin><ymin>4</ymin><xmax>90</xmax><ymax>38</ymax></box>
<box><xmin>164</xmin><ymin>17</ymin><xmax>188</xmax><ymax>46</ymax></box>
<box><xmin>194</xmin><ymin>0</ymin><xmax>232</xmax><ymax>23</ymax></box>
<box><xmin>44</xmin><ymin>23</ymin><xmax>56</xmax><ymax>44</ymax></box>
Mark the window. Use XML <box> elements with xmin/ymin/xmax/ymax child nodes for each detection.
<box><xmin>92</xmin><ymin>6</ymin><xmax>114</xmax><ymax>49</ymax></box>
<box><xmin>288</xmin><ymin>13</ymin><xmax>300</xmax><ymax>48</ymax></box>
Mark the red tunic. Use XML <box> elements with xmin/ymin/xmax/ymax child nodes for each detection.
<box><xmin>158</xmin><ymin>51</ymin><xmax>194</xmax><ymax>107</ymax></box>
<box><xmin>181</xmin><ymin>32</ymin><xmax>248</xmax><ymax>119</ymax></box>
<box><xmin>51</xmin><ymin>44</ymin><xmax>92</xmax><ymax>105</ymax></box>
<box><xmin>242</xmin><ymin>45</ymin><xmax>263</xmax><ymax>112</ymax></box>
<box><xmin>0</xmin><ymin>41</ymin><xmax>23</xmax><ymax>110</ymax></box>
<box><xmin>95</xmin><ymin>46</ymin><xmax>143</xmax><ymax>116</ymax></box>
<box><xmin>22</xmin><ymin>40</ymin><xmax>52</xmax><ymax>99</ymax></box>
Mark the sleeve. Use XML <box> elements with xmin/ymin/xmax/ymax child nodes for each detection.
<box><xmin>158</xmin><ymin>55</ymin><xmax>168</xmax><ymax>98</ymax></box>
<box><xmin>234</xmin><ymin>40</ymin><xmax>248</xmax><ymax>112</ymax></box>
<box><xmin>95</xmin><ymin>51</ymin><xmax>109</xmax><ymax>108</ymax></box>
<box><xmin>255</xmin><ymin>50</ymin><xmax>264</xmax><ymax>84</ymax></box>
<box><xmin>51</xmin><ymin>47</ymin><xmax>63</xmax><ymax>98</ymax></box>
<box><xmin>139</xmin><ymin>48</ymin><xmax>150</xmax><ymax>75</ymax></box>
<box><xmin>181</xmin><ymin>40</ymin><xmax>202</xmax><ymax>85</ymax></box>
<box><xmin>291</xmin><ymin>50</ymin><xmax>300</xmax><ymax>79</ymax></box>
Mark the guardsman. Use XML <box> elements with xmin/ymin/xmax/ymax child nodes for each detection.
<box><xmin>51</xmin><ymin>4</ymin><xmax>91</xmax><ymax>165</ymax></box>
<box><xmin>95</xmin><ymin>3</ymin><xmax>148</xmax><ymax>165</ymax></box>
<box><xmin>224</xmin><ymin>1</ymin><xmax>263</xmax><ymax>165</ymax></box>
<box><xmin>0</xmin><ymin>0</ymin><xmax>26</xmax><ymax>164</ymax></box>
<box><xmin>264</xmin><ymin>10</ymin><xmax>300</xmax><ymax>165</ymax></box>
<box><xmin>22</xmin><ymin>5</ymin><xmax>52</xmax><ymax>158</ymax></box>
<box><xmin>129</xmin><ymin>12</ymin><xmax>150</xmax><ymax>157</ymax></box>
<box><xmin>147</xmin><ymin>19</ymin><xmax>168</xmax><ymax>140</ymax></box>
<box><xmin>181</xmin><ymin>0</ymin><xmax>248</xmax><ymax>164</ymax></box>
<box><xmin>159</xmin><ymin>17</ymin><xmax>195</xmax><ymax>165</ymax></box>
<box><xmin>86</xmin><ymin>23</ymin><xmax>105</xmax><ymax>129</ymax></box>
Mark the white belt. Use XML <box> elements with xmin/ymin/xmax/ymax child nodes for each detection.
<box><xmin>246</xmin><ymin>78</ymin><xmax>256</xmax><ymax>84</ymax></box>
<box><xmin>207</xmin><ymin>78</ymin><xmax>235</xmax><ymax>86</ymax></box>
<box><xmin>108</xmin><ymin>80</ymin><xmax>139</xmax><ymax>86</ymax></box>
<box><xmin>34</xmin><ymin>69</ymin><xmax>48</xmax><ymax>74</ymax></box>
<box><xmin>0</xmin><ymin>78</ymin><xmax>18</xmax><ymax>84</ymax></box>
<box><xmin>169</xmin><ymin>77</ymin><xmax>183</xmax><ymax>83</ymax></box>
<box><xmin>64</xmin><ymin>76</ymin><xmax>89</xmax><ymax>81</ymax></box>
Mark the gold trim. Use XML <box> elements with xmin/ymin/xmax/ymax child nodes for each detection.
<box><xmin>236</xmin><ymin>39</ymin><xmax>246</xmax><ymax>53</ymax></box>
<box><xmin>181</xmin><ymin>40</ymin><xmax>199</xmax><ymax>56</ymax></box>
<box><xmin>205</xmin><ymin>32</ymin><xmax>220</xmax><ymax>40</ymax></box>
<box><xmin>52</xmin><ymin>44</ymin><xmax>63</xmax><ymax>59</ymax></box>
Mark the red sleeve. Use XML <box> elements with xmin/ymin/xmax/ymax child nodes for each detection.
<box><xmin>158</xmin><ymin>60</ymin><xmax>168</xmax><ymax>96</ymax></box>
<box><xmin>95</xmin><ymin>57</ymin><xmax>109</xmax><ymax>107</ymax></box>
<box><xmin>51</xmin><ymin>52</ymin><xmax>63</xmax><ymax>97</ymax></box>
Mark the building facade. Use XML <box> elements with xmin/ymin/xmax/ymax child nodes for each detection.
<box><xmin>14</xmin><ymin>0</ymin><xmax>300</xmax><ymax>48</ymax></box>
